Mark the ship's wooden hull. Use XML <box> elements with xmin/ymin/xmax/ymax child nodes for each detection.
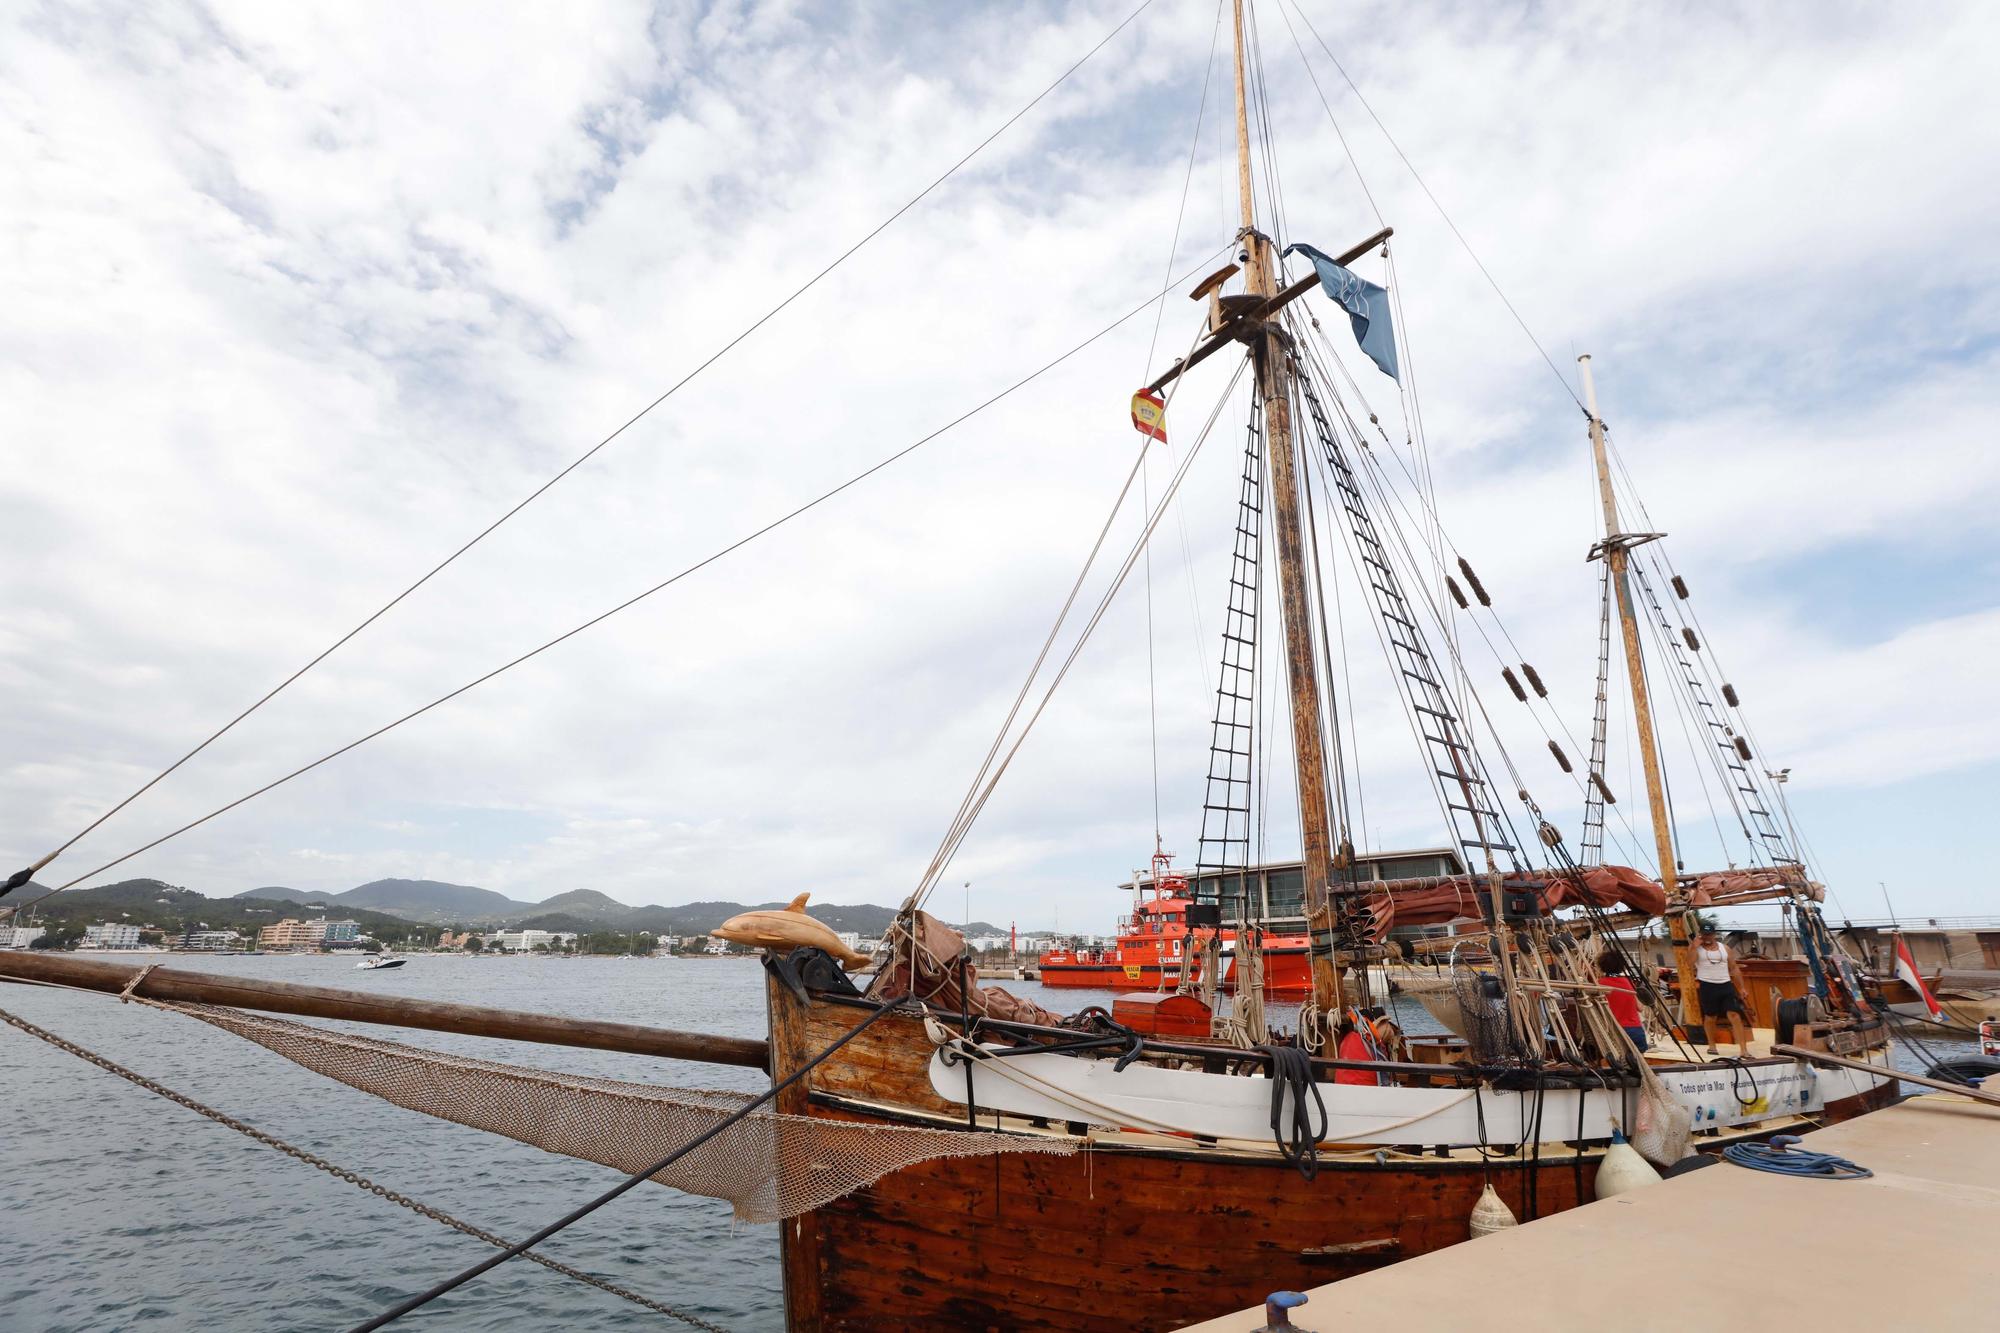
<box><xmin>801</xmin><ymin>1111</ymin><xmax>1588</xmax><ymax>1331</ymax></box>
<box><xmin>771</xmin><ymin>985</ymin><xmax>1896</xmax><ymax>1332</ymax></box>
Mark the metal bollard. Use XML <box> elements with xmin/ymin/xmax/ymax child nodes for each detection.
<box><xmin>1256</xmin><ymin>1290</ymin><xmax>1312</xmax><ymax>1331</ymax></box>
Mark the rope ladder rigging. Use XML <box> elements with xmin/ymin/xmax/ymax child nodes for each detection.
<box><xmin>1194</xmin><ymin>382</ymin><xmax>1267</xmax><ymax>930</ymax></box>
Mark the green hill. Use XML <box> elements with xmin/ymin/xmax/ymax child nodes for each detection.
<box><xmin>18</xmin><ymin>879</ymin><xmax>438</xmax><ymax>945</ymax></box>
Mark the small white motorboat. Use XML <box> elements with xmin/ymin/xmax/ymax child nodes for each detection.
<box><xmin>356</xmin><ymin>955</ymin><xmax>406</xmax><ymax>970</ymax></box>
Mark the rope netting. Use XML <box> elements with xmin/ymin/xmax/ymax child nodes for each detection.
<box><xmin>168</xmin><ymin>1002</ymin><xmax>1076</xmax><ymax>1224</ymax></box>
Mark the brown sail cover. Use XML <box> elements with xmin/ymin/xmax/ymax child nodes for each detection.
<box><xmin>1685</xmin><ymin>867</ymin><xmax>1822</xmax><ymax>905</ymax></box>
<box><xmin>1353</xmin><ymin>864</ymin><xmax>1667</xmax><ymax>942</ymax></box>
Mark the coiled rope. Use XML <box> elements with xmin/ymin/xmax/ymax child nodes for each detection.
<box><xmin>1257</xmin><ymin>1044</ymin><xmax>1328</xmax><ymax>1181</ymax></box>
<box><xmin>1721</xmin><ymin>1134</ymin><xmax>1872</xmax><ymax>1180</ymax></box>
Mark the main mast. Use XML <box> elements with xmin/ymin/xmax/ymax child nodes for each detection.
<box><xmin>1578</xmin><ymin>354</ymin><xmax>1700</xmax><ymax>1028</ymax></box>
<box><xmin>1229</xmin><ymin>0</ymin><xmax>1344</xmax><ymax>1027</ymax></box>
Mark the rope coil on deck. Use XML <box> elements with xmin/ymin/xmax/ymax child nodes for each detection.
<box><xmin>1722</xmin><ymin>1134</ymin><xmax>1872</xmax><ymax>1180</ymax></box>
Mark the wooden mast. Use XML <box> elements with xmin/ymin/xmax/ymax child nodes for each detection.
<box><xmin>1577</xmin><ymin>354</ymin><xmax>1700</xmax><ymax>1028</ymax></box>
<box><xmin>1229</xmin><ymin>0</ymin><xmax>1343</xmax><ymax>1027</ymax></box>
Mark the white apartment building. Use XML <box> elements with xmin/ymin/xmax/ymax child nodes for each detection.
<box><xmin>0</xmin><ymin>926</ymin><xmax>45</xmax><ymax>949</ymax></box>
<box><xmin>493</xmin><ymin>929</ymin><xmax>576</xmax><ymax>952</ymax></box>
<box><xmin>83</xmin><ymin>923</ymin><xmax>143</xmax><ymax>949</ymax></box>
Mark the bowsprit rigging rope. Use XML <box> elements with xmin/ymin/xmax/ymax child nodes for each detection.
<box><xmin>2</xmin><ymin>0</ymin><xmax>1165</xmax><ymax>902</ymax></box>
<box><xmin>0</xmin><ymin>1003</ymin><xmax>731</xmax><ymax>1331</ymax></box>
<box><xmin>346</xmin><ymin>998</ymin><xmax>916</xmax><ymax>1331</ymax></box>
<box><xmin>35</xmin><ymin>245</ymin><xmax>1233</xmax><ymax>900</ymax></box>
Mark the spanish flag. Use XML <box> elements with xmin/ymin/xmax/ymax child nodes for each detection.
<box><xmin>1893</xmin><ymin>931</ymin><xmax>1945</xmax><ymax>1023</ymax></box>
<box><xmin>1130</xmin><ymin>388</ymin><xmax>1167</xmax><ymax>443</ymax></box>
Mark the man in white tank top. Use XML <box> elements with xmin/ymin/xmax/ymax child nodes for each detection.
<box><xmin>1693</xmin><ymin>924</ymin><xmax>1753</xmax><ymax>1056</ymax></box>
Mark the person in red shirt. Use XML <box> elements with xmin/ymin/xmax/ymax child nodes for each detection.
<box><xmin>1334</xmin><ymin>1010</ymin><xmax>1384</xmax><ymax>1085</ymax></box>
<box><xmin>1598</xmin><ymin>948</ymin><xmax>1649</xmax><ymax>1052</ymax></box>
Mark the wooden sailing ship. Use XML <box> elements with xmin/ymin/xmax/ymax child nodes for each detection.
<box><xmin>753</xmin><ymin>5</ymin><xmax>1900</xmax><ymax>1329</ymax></box>
<box><xmin>0</xmin><ymin>7</ymin><xmax>1919</xmax><ymax>1331</ymax></box>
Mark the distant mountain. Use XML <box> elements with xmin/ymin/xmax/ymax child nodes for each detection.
<box><xmin>243</xmin><ymin>885</ymin><xmax>308</xmax><ymax>904</ymax></box>
<box><xmin>17</xmin><ymin>879</ymin><xmax>436</xmax><ymax>942</ymax></box>
<box><xmin>341</xmin><ymin>878</ymin><xmax>534</xmax><ymax>921</ymax></box>
<box><xmin>7</xmin><ymin>880</ymin><xmax>59</xmax><ymax>909</ymax></box>
<box><xmin>530</xmin><ymin>889</ymin><xmax>634</xmax><ymax>923</ymax></box>
<box><xmin>136</xmin><ymin>876</ymin><xmax>1016</xmax><ymax>936</ymax></box>
<box><xmin>236</xmin><ymin>878</ymin><xmax>535</xmax><ymax>925</ymax></box>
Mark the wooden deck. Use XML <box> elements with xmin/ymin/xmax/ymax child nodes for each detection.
<box><xmin>1185</xmin><ymin>1088</ymin><xmax>2000</xmax><ymax>1330</ymax></box>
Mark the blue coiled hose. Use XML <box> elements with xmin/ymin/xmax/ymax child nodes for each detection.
<box><xmin>1721</xmin><ymin>1133</ymin><xmax>1872</xmax><ymax>1180</ymax></box>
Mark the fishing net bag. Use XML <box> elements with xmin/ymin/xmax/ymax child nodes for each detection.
<box><xmin>168</xmin><ymin>1002</ymin><xmax>1076</xmax><ymax>1223</ymax></box>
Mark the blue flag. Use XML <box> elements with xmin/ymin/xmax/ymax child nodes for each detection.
<box><xmin>1284</xmin><ymin>242</ymin><xmax>1399</xmax><ymax>382</ymax></box>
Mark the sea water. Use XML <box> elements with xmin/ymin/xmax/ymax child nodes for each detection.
<box><xmin>0</xmin><ymin>955</ymin><xmax>1973</xmax><ymax>1331</ymax></box>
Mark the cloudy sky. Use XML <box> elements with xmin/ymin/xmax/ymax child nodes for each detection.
<box><xmin>5</xmin><ymin>0</ymin><xmax>1996</xmax><ymax>931</ymax></box>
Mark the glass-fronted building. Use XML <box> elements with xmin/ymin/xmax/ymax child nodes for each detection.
<box><xmin>1122</xmin><ymin>847</ymin><xmax>1465</xmax><ymax>932</ymax></box>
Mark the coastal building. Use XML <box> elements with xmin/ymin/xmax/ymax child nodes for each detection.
<box><xmin>82</xmin><ymin>923</ymin><xmax>143</xmax><ymax>949</ymax></box>
<box><xmin>257</xmin><ymin>918</ymin><xmax>322</xmax><ymax>951</ymax></box>
<box><xmin>437</xmin><ymin>930</ymin><xmax>477</xmax><ymax>950</ymax></box>
<box><xmin>0</xmin><ymin>926</ymin><xmax>45</xmax><ymax>949</ymax></box>
<box><xmin>1122</xmin><ymin>847</ymin><xmax>1466</xmax><ymax>935</ymax></box>
<box><xmin>1615</xmin><ymin>917</ymin><xmax>2000</xmax><ymax>976</ymax></box>
<box><xmin>177</xmin><ymin>930</ymin><xmax>240</xmax><ymax>951</ymax></box>
<box><xmin>252</xmin><ymin>917</ymin><xmax>363</xmax><ymax>951</ymax></box>
<box><xmin>835</xmin><ymin>931</ymin><xmax>863</xmax><ymax>952</ymax></box>
<box><xmin>492</xmin><ymin>929</ymin><xmax>576</xmax><ymax>952</ymax></box>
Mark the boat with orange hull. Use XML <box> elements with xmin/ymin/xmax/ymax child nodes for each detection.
<box><xmin>1037</xmin><ymin>853</ymin><xmax>1317</xmax><ymax>995</ymax></box>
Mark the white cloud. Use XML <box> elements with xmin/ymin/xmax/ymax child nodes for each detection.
<box><xmin>4</xmin><ymin>0</ymin><xmax>1997</xmax><ymax>926</ymax></box>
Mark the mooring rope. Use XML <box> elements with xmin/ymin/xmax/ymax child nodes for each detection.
<box><xmin>0</xmin><ymin>1003</ymin><xmax>729</xmax><ymax>1331</ymax></box>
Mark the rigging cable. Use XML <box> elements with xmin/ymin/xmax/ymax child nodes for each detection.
<box><xmin>345</xmin><ymin>996</ymin><xmax>913</xmax><ymax>1332</ymax></box>
<box><xmin>35</xmin><ymin>247</ymin><xmax>1233</xmax><ymax>899</ymax></box>
<box><xmin>1628</xmin><ymin>559</ymin><xmax>1757</xmax><ymax>867</ymax></box>
<box><xmin>1271</xmin><ymin>0</ymin><xmax>1384</xmax><ymax>227</ymax></box>
<box><xmin>913</xmin><ymin>278</ymin><xmax>1224</xmax><ymax>904</ymax></box>
<box><xmin>1292</xmin><ymin>317</ymin><xmax>1655</xmax><ymax>869</ymax></box>
<box><xmin>1139</xmin><ymin>0</ymin><xmax>1227</xmax><ymax>850</ymax></box>
<box><xmin>1286</xmin><ymin>1</ymin><xmax>1584</xmax><ymax>412</ymax></box>
<box><xmin>913</xmin><ymin>357</ymin><xmax>1251</xmax><ymax>910</ymax></box>
<box><xmin>1597</xmin><ymin>429</ymin><xmax>1842</xmax><ymax>910</ymax></box>
<box><xmin>1</xmin><ymin>0</ymin><xmax>1165</xmax><ymax>901</ymax></box>
<box><xmin>0</xmin><ymin>1002</ymin><xmax>727</xmax><ymax>1332</ymax></box>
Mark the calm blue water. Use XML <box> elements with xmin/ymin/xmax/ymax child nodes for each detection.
<box><xmin>0</xmin><ymin>956</ymin><xmax>784</xmax><ymax>1333</ymax></box>
<box><xmin>0</xmin><ymin>956</ymin><xmax>1973</xmax><ymax>1331</ymax></box>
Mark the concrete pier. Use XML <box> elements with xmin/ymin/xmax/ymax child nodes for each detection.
<box><xmin>1186</xmin><ymin>1089</ymin><xmax>2000</xmax><ymax>1330</ymax></box>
